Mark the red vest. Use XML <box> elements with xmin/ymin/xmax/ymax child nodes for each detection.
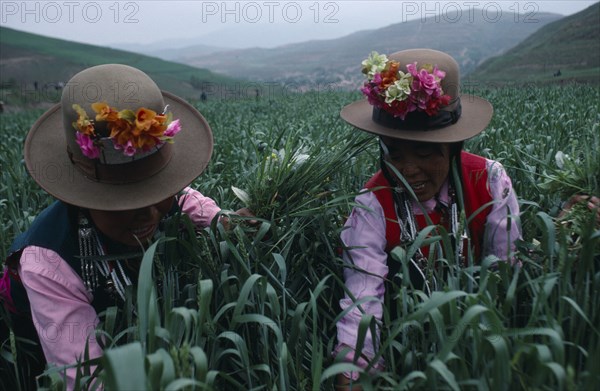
<box><xmin>365</xmin><ymin>151</ymin><xmax>492</xmax><ymax>262</ymax></box>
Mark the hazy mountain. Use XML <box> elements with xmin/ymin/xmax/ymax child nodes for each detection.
<box><xmin>170</xmin><ymin>10</ymin><xmax>562</xmax><ymax>89</ymax></box>
<box><xmin>469</xmin><ymin>2</ymin><xmax>600</xmax><ymax>84</ymax></box>
<box><xmin>109</xmin><ymin>40</ymin><xmax>234</xmax><ymax>62</ymax></box>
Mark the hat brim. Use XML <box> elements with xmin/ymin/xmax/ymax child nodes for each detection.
<box><xmin>24</xmin><ymin>91</ymin><xmax>213</xmax><ymax>211</ymax></box>
<box><xmin>340</xmin><ymin>95</ymin><xmax>493</xmax><ymax>143</ymax></box>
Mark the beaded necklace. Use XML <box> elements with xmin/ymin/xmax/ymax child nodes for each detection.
<box><xmin>78</xmin><ymin>213</ymin><xmax>142</xmax><ymax>302</ymax></box>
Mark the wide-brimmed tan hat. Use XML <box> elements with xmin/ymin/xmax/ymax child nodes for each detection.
<box><xmin>24</xmin><ymin>64</ymin><xmax>213</xmax><ymax>211</ymax></box>
<box><xmin>341</xmin><ymin>48</ymin><xmax>493</xmax><ymax>143</ymax></box>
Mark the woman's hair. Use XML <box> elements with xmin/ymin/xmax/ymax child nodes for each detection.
<box><xmin>449</xmin><ymin>141</ymin><xmax>464</xmax><ymax>159</ymax></box>
<box><xmin>449</xmin><ymin>141</ymin><xmax>464</xmax><ymax>178</ymax></box>
<box><xmin>442</xmin><ymin>141</ymin><xmax>465</xmax><ymax>203</ymax></box>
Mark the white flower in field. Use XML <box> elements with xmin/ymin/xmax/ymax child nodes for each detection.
<box><xmin>293</xmin><ymin>153</ymin><xmax>310</xmax><ymax>166</ymax></box>
<box><xmin>555</xmin><ymin>151</ymin><xmax>566</xmax><ymax>169</ymax></box>
<box><xmin>268</xmin><ymin>148</ymin><xmax>310</xmax><ymax>169</ymax></box>
<box><xmin>288</xmin><ymin>150</ymin><xmax>310</xmax><ymax>171</ymax></box>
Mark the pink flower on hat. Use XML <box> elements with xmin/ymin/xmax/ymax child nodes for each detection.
<box><xmin>164</xmin><ymin>119</ymin><xmax>181</xmax><ymax>138</ymax></box>
<box><xmin>114</xmin><ymin>140</ymin><xmax>137</xmax><ymax>157</ymax></box>
<box><xmin>407</xmin><ymin>63</ymin><xmax>443</xmax><ymax>95</ymax></box>
<box><xmin>124</xmin><ymin>141</ymin><xmax>136</xmax><ymax>156</ymax></box>
<box><xmin>407</xmin><ymin>63</ymin><xmax>447</xmax><ymax>110</ymax></box>
<box><xmin>75</xmin><ymin>132</ymin><xmax>101</xmax><ymax>159</ymax></box>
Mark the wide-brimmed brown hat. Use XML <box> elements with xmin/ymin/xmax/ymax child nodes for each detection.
<box><xmin>341</xmin><ymin>48</ymin><xmax>493</xmax><ymax>143</ymax></box>
<box><xmin>24</xmin><ymin>64</ymin><xmax>213</xmax><ymax>211</ymax></box>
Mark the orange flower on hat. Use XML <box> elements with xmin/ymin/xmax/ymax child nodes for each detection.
<box><xmin>92</xmin><ymin>102</ymin><xmax>119</xmax><ymax>123</ymax></box>
<box><xmin>135</xmin><ymin>107</ymin><xmax>158</xmax><ymax>132</ymax></box>
<box><xmin>108</xmin><ymin>118</ymin><xmax>134</xmax><ymax>144</ymax></box>
<box><xmin>133</xmin><ymin>109</ymin><xmax>167</xmax><ymax>137</ymax></box>
<box><xmin>131</xmin><ymin>108</ymin><xmax>168</xmax><ymax>150</ymax></box>
<box><xmin>379</xmin><ymin>61</ymin><xmax>400</xmax><ymax>90</ymax></box>
<box><xmin>72</xmin><ymin>102</ymin><xmax>181</xmax><ymax>158</ymax></box>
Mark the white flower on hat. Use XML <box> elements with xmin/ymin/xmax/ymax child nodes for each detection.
<box><xmin>384</xmin><ymin>71</ymin><xmax>412</xmax><ymax>104</ymax></box>
<box><xmin>361</xmin><ymin>51</ymin><xmax>389</xmax><ymax>79</ymax></box>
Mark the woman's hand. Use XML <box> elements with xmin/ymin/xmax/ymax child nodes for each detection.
<box><xmin>560</xmin><ymin>194</ymin><xmax>600</xmax><ymax>225</ymax></box>
<box><xmin>234</xmin><ymin>207</ymin><xmax>256</xmax><ymax>220</ymax></box>
<box><xmin>220</xmin><ymin>208</ymin><xmax>258</xmax><ymax>230</ymax></box>
<box><xmin>334</xmin><ymin>374</ymin><xmax>363</xmax><ymax>391</ymax></box>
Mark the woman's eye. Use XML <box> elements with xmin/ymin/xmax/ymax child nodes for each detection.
<box><xmin>415</xmin><ymin>148</ymin><xmax>434</xmax><ymax>157</ymax></box>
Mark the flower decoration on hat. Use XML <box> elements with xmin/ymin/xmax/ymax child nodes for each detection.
<box><xmin>360</xmin><ymin>51</ymin><xmax>451</xmax><ymax>120</ymax></box>
<box><xmin>72</xmin><ymin>103</ymin><xmax>182</xmax><ymax>159</ymax></box>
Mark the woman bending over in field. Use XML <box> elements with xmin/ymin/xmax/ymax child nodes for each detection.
<box><xmin>0</xmin><ymin>64</ymin><xmax>252</xmax><ymax>389</ymax></box>
<box><xmin>333</xmin><ymin>49</ymin><xmax>522</xmax><ymax>389</ymax></box>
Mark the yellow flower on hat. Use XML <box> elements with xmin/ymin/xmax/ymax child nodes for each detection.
<box><xmin>72</xmin><ymin>104</ymin><xmax>95</xmax><ymax>136</ymax></box>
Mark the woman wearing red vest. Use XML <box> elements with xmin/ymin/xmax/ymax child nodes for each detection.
<box><xmin>334</xmin><ymin>49</ymin><xmax>521</xmax><ymax>389</ymax></box>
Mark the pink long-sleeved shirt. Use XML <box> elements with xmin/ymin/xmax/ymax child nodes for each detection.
<box><xmin>17</xmin><ymin>187</ymin><xmax>220</xmax><ymax>390</ymax></box>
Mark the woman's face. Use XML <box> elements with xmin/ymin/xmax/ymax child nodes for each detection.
<box><xmin>88</xmin><ymin>196</ymin><xmax>175</xmax><ymax>247</ymax></box>
<box><xmin>380</xmin><ymin>136</ymin><xmax>451</xmax><ymax>202</ymax></box>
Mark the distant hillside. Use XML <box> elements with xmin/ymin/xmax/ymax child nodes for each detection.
<box><xmin>172</xmin><ymin>10</ymin><xmax>561</xmax><ymax>89</ymax></box>
<box><xmin>0</xmin><ymin>26</ymin><xmax>244</xmax><ymax>106</ymax></box>
<box><xmin>110</xmin><ymin>41</ymin><xmax>233</xmax><ymax>62</ymax></box>
<box><xmin>469</xmin><ymin>2</ymin><xmax>600</xmax><ymax>84</ymax></box>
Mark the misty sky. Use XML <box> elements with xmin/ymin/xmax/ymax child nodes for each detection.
<box><xmin>1</xmin><ymin>1</ymin><xmax>597</xmax><ymax>49</ymax></box>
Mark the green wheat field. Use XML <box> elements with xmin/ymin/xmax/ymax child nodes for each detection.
<box><xmin>1</xmin><ymin>84</ymin><xmax>599</xmax><ymax>390</ymax></box>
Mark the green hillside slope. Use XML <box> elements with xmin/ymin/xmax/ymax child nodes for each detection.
<box><xmin>469</xmin><ymin>2</ymin><xmax>600</xmax><ymax>84</ymax></box>
<box><xmin>0</xmin><ymin>26</ymin><xmax>243</xmax><ymax>104</ymax></box>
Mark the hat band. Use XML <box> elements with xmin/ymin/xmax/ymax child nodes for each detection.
<box><xmin>372</xmin><ymin>99</ymin><xmax>462</xmax><ymax>130</ymax></box>
<box><xmin>68</xmin><ymin>142</ymin><xmax>173</xmax><ymax>184</ymax></box>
